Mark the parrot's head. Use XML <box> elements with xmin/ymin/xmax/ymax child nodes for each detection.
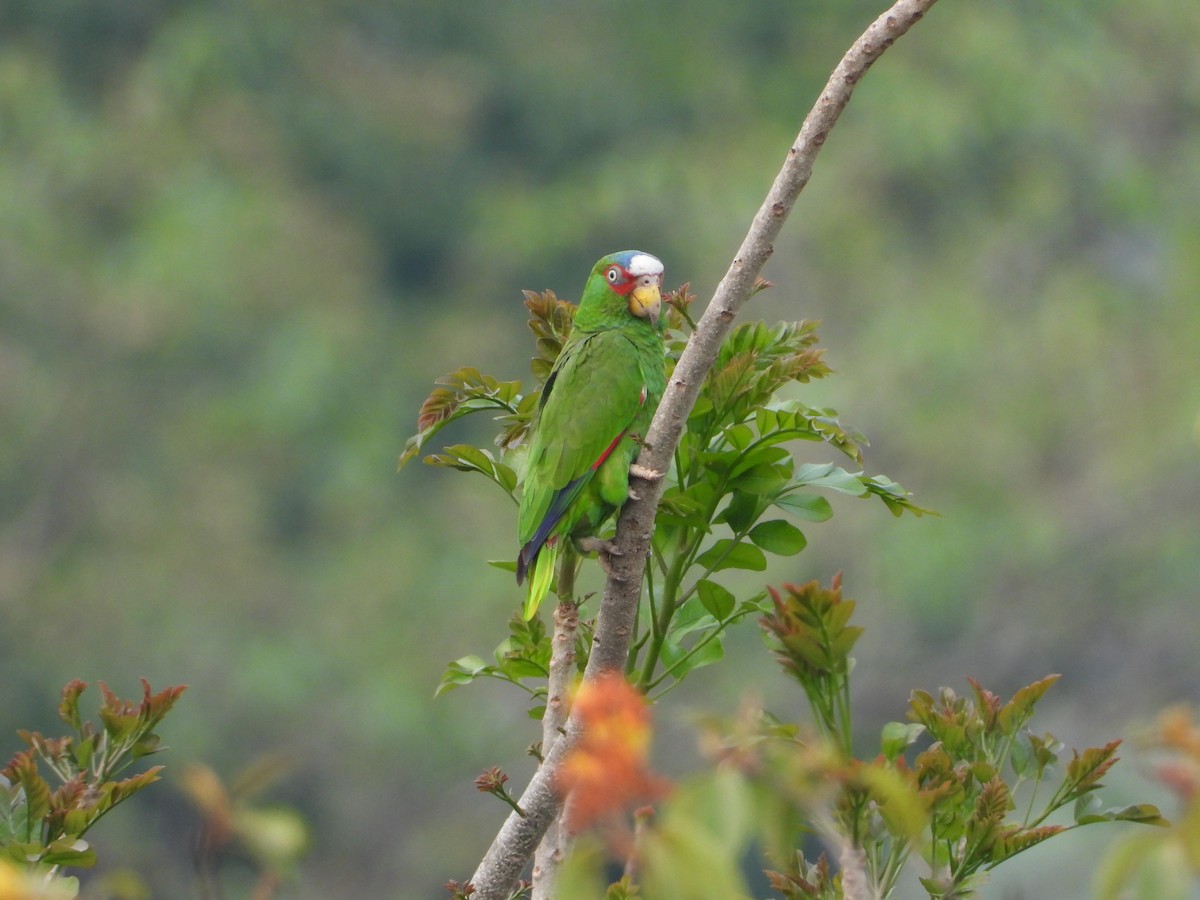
<box><xmin>578</xmin><ymin>250</ymin><xmax>664</xmax><ymax>328</ymax></box>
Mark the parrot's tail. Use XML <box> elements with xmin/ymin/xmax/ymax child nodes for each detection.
<box><xmin>522</xmin><ymin>540</ymin><xmax>558</xmax><ymax>620</ymax></box>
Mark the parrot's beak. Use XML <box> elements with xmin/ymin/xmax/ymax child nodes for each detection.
<box><xmin>630</xmin><ymin>283</ymin><xmax>661</xmax><ymax>323</ymax></box>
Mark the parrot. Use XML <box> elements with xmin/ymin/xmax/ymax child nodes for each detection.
<box><xmin>516</xmin><ymin>250</ymin><xmax>667</xmax><ymax>620</ymax></box>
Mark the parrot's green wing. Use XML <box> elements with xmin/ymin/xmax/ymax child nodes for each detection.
<box><xmin>518</xmin><ymin>327</ymin><xmax>651</xmax><ymax>562</ymax></box>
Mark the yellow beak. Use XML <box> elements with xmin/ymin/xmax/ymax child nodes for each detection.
<box><xmin>629</xmin><ymin>284</ymin><xmax>661</xmax><ymax>323</ymax></box>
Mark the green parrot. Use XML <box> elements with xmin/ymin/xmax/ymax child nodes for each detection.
<box><xmin>516</xmin><ymin>250</ymin><xmax>667</xmax><ymax>619</ymax></box>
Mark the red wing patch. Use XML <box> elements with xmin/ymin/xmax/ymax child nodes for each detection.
<box><xmin>591</xmin><ymin>382</ymin><xmax>648</xmax><ymax>472</ymax></box>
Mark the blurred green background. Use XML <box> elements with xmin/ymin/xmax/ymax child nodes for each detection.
<box><xmin>2</xmin><ymin>0</ymin><xmax>1197</xmax><ymax>896</ymax></box>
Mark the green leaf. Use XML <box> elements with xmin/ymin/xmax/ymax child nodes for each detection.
<box><xmin>728</xmin><ymin>444</ymin><xmax>791</xmax><ymax>479</ymax></box>
<box><xmin>493</xmin><ymin>461</ymin><xmax>518</xmax><ymax>494</ymax></box>
<box><xmin>965</xmin><ymin>777</ymin><xmax>1010</xmax><ymax>855</ymax></box>
<box><xmin>736</xmin><ymin>590</ymin><xmax>772</xmax><ymax>615</ymax></box>
<box><xmin>881</xmin><ymin>721</ymin><xmax>926</xmax><ymax>762</ymax></box>
<box><xmin>659</xmin><ymin>636</ymin><xmax>684</xmax><ymax>672</ymax></box>
<box><xmin>670</xmin><ymin>596</ymin><xmax>718</xmax><ymax>639</ymax></box>
<box><xmin>696</xmin><ymin>580</ymin><xmax>736</xmax><ymax>620</ymax></box>
<box><xmin>640</xmin><ymin>781</ymin><xmax>754</xmax><ymax>900</ymax></box>
<box><xmin>1108</xmin><ymin>803</ymin><xmax>1168</xmax><ymax>826</ymax></box>
<box><xmin>423</xmin><ymin>444</ymin><xmax>517</xmax><ymax>497</ymax></box>
<box><xmin>41</xmin><ymin>837</ymin><xmax>97</xmax><ymax>868</ymax></box>
<box><xmin>671</xmin><ymin>633</ymin><xmax>726</xmax><ymax>680</ymax></box>
<box><xmin>1010</xmin><ymin>733</ymin><xmax>1031</xmax><ymax>777</ymax></box>
<box><xmin>778</xmin><ymin>632</ymin><xmax>834</xmax><ymax>671</ymax></box>
<box><xmin>754</xmin><ymin>406</ymin><xmax>779</xmax><ymax>435</ymax></box>
<box><xmin>1074</xmin><ymin>792</ymin><xmax>1104</xmax><ymax>822</ymax></box>
<box><xmin>858</xmin><ymin>762</ymin><xmax>929</xmax><ymax>841</ymax></box>
<box><xmin>1076</xmin><ymin>803</ymin><xmax>1168</xmax><ymax>827</ymax></box>
<box><xmin>495</xmin><ymin>656</ymin><xmax>548</xmax><ymax>680</ymax></box>
<box><xmin>1065</xmin><ymin>740</ymin><xmax>1121</xmax><ymax>796</ymax></box>
<box><xmin>131</xmin><ymin>733</ymin><xmax>164</xmax><ymax>759</ymax></box>
<box><xmin>862</xmin><ymin>473</ymin><xmax>933</xmax><ymax>517</ymax></box>
<box><xmin>718</xmin><ymin>490</ymin><xmax>764</xmax><ymax>534</ymax></box>
<box><xmin>400</xmin><ymin>368</ymin><xmax>526</xmax><ymax>468</ymax></box>
<box><xmin>98</xmin><ymin>767</ymin><xmax>163</xmax><ymax>813</ymax></box>
<box><xmin>997</xmin><ymin>674</ymin><xmax>1061</xmax><ymax>735</ymax></box>
<box><xmin>553</xmin><ymin>841</ymin><xmax>606</xmax><ymax>900</ymax></box>
<box><xmin>723</xmin><ymin>423</ymin><xmax>754</xmax><ymax>451</ymax></box>
<box><xmin>792</xmin><ymin>463</ymin><xmax>866</xmax><ymax>495</ymax></box>
<box><xmin>694</xmin><ymin>540</ymin><xmax>767</xmax><ymax>573</ymax></box>
<box><xmin>772</xmin><ymin>490</ymin><xmax>833</xmax><ymax>522</ymax></box>
<box><xmin>831</xmin><ymin>624</ymin><xmax>864</xmax><ymax>658</ymax></box>
<box><xmin>58</xmin><ymin>680</ymin><xmax>87</xmax><ymax>732</ymax></box>
<box><xmin>667</xmin><ymin>487</ymin><xmax>710</xmax><ymax>528</ymax></box>
<box><xmin>748</xmin><ymin>520</ymin><xmax>806</xmax><ymax>556</ymax></box>
<box><xmin>729</xmin><ymin>462</ymin><xmax>792</xmax><ymax>496</ymax></box>
<box><xmin>688</xmin><ymin>394</ymin><xmax>714</xmax><ymax>421</ymax></box>
<box><xmin>0</xmin><ymin>801</ymin><xmax>25</xmax><ymax>849</ymax></box>
<box><xmin>1026</xmin><ymin>732</ymin><xmax>1063</xmax><ymax>775</ymax></box>
<box><xmin>657</xmin><ymin>488</ymin><xmax>711</xmax><ymax>529</ymax></box>
<box><xmin>7</xmin><ymin>753</ymin><xmax>51</xmax><ymax>839</ymax></box>
<box><xmin>6</xmin><ymin>840</ymin><xmax>45</xmax><ymax>865</ymax></box>
<box><xmin>990</xmin><ymin>824</ymin><xmax>1066</xmax><ymax>863</ymax></box>
<box><xmin>435</xmin><ymin>656</ymin><xmax>492</xmax><ymax>696</ymax></box>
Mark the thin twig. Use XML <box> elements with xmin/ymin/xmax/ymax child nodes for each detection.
<box><xmin>531</xmin><ymin>596</ymin><xmax>579</xmax><ymax>898</ymax></box>
<box><xmin>467</xmin><ymin>1</ymin><xmax>940</xmax><ymax>895</ymax></box>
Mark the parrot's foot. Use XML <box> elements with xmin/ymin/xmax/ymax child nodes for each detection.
<box><xmin>576</xmin><ymin>537</ymin><xmax>627</xmax><ymax>581</ymax></box>
<box><xmin>577</xmin><ymin>536</ymin><xmax>620</xmax><ymax>557</ymax></box>
<box><xmin>629</xmin><ymin>463</ymin><xmax>663</xmax><ymax>482</ymax></box>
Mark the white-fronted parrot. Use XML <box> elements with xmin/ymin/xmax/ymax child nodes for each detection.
<box><xmin>516</xmin><ymin>250</ymin><xmax>666</xmax><ymax>619</ymax></box>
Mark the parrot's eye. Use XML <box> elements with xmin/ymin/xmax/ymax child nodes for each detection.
<box><xmin>605</xmin><ymin>266</ymin><xmax>622</xmax><ymax>284</ymax></box>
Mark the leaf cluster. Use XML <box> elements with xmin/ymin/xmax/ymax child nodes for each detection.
<box><xmin>399</xmin><ymin>289</ymin><xmax>573</xmax><ymax>477</ymax></box>
<box><xmin>634</xmin><ymin>298</ymin><xmax>929</xmax><ymax>694</ymax></box>
<box><xmin>558</xmin><ymin>581</ymin><xmax>1164</xmax><ymax>899</ymax></box>
<box><xmin>758</xmin><ymin>577</ymin><xmax>922</xmax><ymax>897</ymax></box>
<box><xmin>436</xmin><ymin>613</ymin><xmax>593</xmax><ymax>721</ymax></box>
<box><xmin>761</xmin><ymin>576</ymin><xmax>861</xmax><ymax>755</ymax></box>
<box><xmin>0</xmin><ymin>680</ymin><xmax>185</xmax><ymax>878</ymax></box>
<box><xmin>904</xmin><ymin>676</ymin><xmax>1165</xmax><ymax>897</ymax></box>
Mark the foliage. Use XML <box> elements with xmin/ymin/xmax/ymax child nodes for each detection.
<box><xmin>180</xmin><ymin>756</ymin><xmax>309</xmax><ymax>899</ymax></box>
<box><xmin>407</xmin><ymin>285</ymin><xmax>930</xmax><ymax>716</ymax></box>
<box><xmin>1094</xmin><ymin>706</ymin><xmax>1200</xmax><ymax>899</ymax></box>
<box><xmin>904</xmin><ymin>675</ymin><xmax>1166</xmax><ymax>897</ymax></box>
<box><xmin>437</xmin><ymin>613</ymin><xmax>596</xmax><ymax>726</ymax></box>
<box><xmin>0</xmin><ymin>680</ymin><xmax>184</xmax><ymax>894</ymax></box>
<box><xmin>544</xmin><ymin>578</ymin><xmax>1163</xmax><ymax>899</ymax></box>
<box><xmin>413</xmin><ymin>280</ymin><xmax>1163</xmax><ymax>896</ymax></box>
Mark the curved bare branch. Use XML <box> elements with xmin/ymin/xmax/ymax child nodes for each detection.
<box><xmin>467</xmin><ymin>1</ymin><xmax>941</xmax><ymax>894</ymax></box>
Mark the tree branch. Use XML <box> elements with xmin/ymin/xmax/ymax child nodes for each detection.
<box><xmin>531</xmin><ymin>598</ymin><xmax>579</xmax><ymax>898</ymax></box>
<box><xmin>467</xmin><ymin>1</ymin><xmax>940</xmax><ymax>894</ymax></box>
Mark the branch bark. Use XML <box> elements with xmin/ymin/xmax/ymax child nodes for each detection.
<box><xmin>468</xmin><ymin>1</ymin><xmax>939</xmax><ymax>895</ymax></box>
<box><xmin>530</xmin><ymin>598</ymin><xmax>579</xmax><ymax>898</ymax></box>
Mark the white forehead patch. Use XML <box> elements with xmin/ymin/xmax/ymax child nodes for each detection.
<box><xmin>627</xmin><ymin>253</ymin><xmax>663</xmax><ymax>276</ymax></box>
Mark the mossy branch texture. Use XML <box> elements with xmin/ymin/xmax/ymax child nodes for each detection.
<box><xmin>468</xmin><ymin>1</ymin><xmax>941</xmax><ymax>895</ymax></box>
